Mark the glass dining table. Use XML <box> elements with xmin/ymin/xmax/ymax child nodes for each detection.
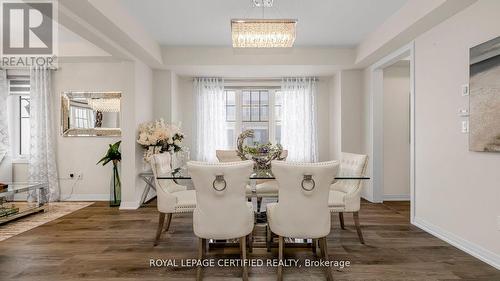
<box><xmin>139</xmin><ymin>168</ymin><xmax>370</xmax><ymax>205</ymax></box>
<box><xmin>152</xmin><ymin>167</ymin><xmax>370</xmax><ymax>250</ymax></box>
<box><xmin>156</xmin><ymin>167</ymin><xmax>370</xmax><ymax>182</ymax></box>
<box><xmin>156</xmin><ymin>167</ymin><xmax>369</xmax><ymax>215</ymax></box>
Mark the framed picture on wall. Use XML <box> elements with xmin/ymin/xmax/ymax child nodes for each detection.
<box><xmin>469</xmin><ymin>36</ymin><xmax>500</xmax><ymax>152</ymax></box>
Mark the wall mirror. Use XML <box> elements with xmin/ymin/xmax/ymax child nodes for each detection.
<box><xmin>61</xmin><ymin>91</ymin><xmax>121</xmax><ymax>137</ymax></box>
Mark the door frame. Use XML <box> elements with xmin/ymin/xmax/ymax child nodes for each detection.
<box><xmin>369</xmin><ymin>41</ymin><xmax>416</xmax><ymax>222</ymax></box>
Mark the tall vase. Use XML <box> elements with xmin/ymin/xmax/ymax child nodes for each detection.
<box><xmin>169</xmin><ymin>151</ymin><xmax>176</xmax><ymax>169</ymax></box>
<box><xmin>109</xmin><ymin>160</ymin><xmax>121</xmax><ymax>207</ymax></box>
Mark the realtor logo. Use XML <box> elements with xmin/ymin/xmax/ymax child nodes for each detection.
<box><xmin>1</xmin><ymin>0</ymin><xmax>57</xmax><ymax>67</ymax></box>
<box><xmin>2</xmin><ymin>1</ymin><xmax>53</xmax><ymax>54</ymax></box>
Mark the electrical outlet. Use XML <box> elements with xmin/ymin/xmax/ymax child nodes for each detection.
<box><xmin>68</xmin><ymin>172</ymin><xmax>82</xmax><ymax>180</ymax></box>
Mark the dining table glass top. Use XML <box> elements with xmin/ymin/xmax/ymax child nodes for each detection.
<box><xmin>155</xmin><ymin>167</ymin><xmax>370</xmax><ymax>180</ymax></box>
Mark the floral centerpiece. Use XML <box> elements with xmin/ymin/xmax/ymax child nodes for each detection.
<box><xmin>237</xmin><ymin>129</ymin><xmax>285</xmax><ymax>171</ymax></box>
<box><xmin>137</xmin><ymin>119</ymin><xmax>184</xmax><ymax>162</ymax></box>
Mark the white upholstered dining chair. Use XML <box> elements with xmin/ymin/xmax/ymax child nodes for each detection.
<box><xmin>215</xmin><ymin>150</ymin><xmax>288</xmax><ymax>197</ymax></box>
<box><xmin>267</xmin><ymin>160</ymin><xmax>339</xmax><ymax>281</ymax></box>
<box><xmin>150</xmin><ymin>153</ymin><xmax>196</xmax><ymax>246</ymax></box>
<box><xmin>188</xmin><ymin>160</ymin><xmax>255</xmax><ymax>281</ymax></box>
<box><xmin>328</xmin><ymin>152</ymin><xmax>368</xmax><ymax>244</ymax></box>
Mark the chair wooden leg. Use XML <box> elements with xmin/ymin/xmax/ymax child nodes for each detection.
<box><xmin>163</xmin><ymin>213</ymin><xmax>172</xmax><ymax>232</ymax></box>
<box><xmin>247</xmin><ymin>231</ymin><xmax>253</xmax><ymax>253</ymax></box>
<box><xmin>353</xmin><ymin>211</ymin><xmax>365</xmax><ymax>244</ymax></box>
<box><xmin>319</xmin><ymin>237</ymin><xmax>334</xmax><ymax>281</ymax></box>
<box><xmin>311</xmin><ymin>239</ymin><xmax>317</xmax><ymax>255</ymax></box>
<box><xmin>241</xmin><ymin>236</ymin><xmax>249</xmax><ymax>281</ymax></box>
<box><xmin>266</xmin><ymin>224</ymin><xmax>272</xmax><ymax>252</ymax></box>
<box><xmin>153</xmin><ymin>212</ymin><xmax>165</xmax><ymax>246</ymax></box>
<box><xmin>339</xmin><ymin>212</ymin><xmax>345</xmax><ymax>230</ymax></box>
<box><xmin>196</xmin><ymin>238</ymin><xmax>205</xmax><ymax>281</ymax></box>
<box><xmin>277</xmin><ymin>236</ymin><xmax>284</xmax><ymax>281</ymax></box>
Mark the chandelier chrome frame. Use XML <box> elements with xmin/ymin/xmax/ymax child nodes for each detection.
<box><xmin>253</xmin><ymin>0</ymin><xmax>273</xmax><ymax>7</ymax></box>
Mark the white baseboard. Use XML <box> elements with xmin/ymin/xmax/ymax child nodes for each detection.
<box><xmin>383</xmin><ymin>194</ymin><xmax>410</xmax><ymax>201</ymax></box>
<box><xmin>413</xmin><ymin>217</ymin><xmax>500</xmax><ymax>270</ymax></box>
<box><xmin>119</xmin><ymin>201</ymin><xmax>141</xmax><ymax>210</ymax></box>
<box><xmin>61</xmin><ymin>194</ymin><xmax>109</xmax><ymax>201</ymax></box>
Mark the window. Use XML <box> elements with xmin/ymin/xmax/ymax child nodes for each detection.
<box><xmin>70</xmin><ymin>106</ymin><xmax>95</xmax><ymax>129</ymax></box>
<box><xmin>224</xmin><ymin>88</ymin><xmax>281</xmax><ymax>147</ymax></box>
<box><xmin>7</xmin><ymin>76</ymin><xmax>31</xmax><ymax>159</ymax></box>
<box><xmin>19</xmin><ymin>96</ymin><xmax>30</xmax><ymax>156</ymax></box>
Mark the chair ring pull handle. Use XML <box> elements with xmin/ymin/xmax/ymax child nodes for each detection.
<box><xmin>212</xmin><ymin>175</ymin><xmax>227</xmax><ymax>191</ymax></box>
<box><xmin>301</xmin><ymin>175</ymin><xmax>315</xmax><ymax>191</ymax></box>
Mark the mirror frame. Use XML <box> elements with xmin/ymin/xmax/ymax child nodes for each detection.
<box><xmin>61</xmin><ymin>91</ymin><xmax>122</xmax><ymax>137</ymax></box>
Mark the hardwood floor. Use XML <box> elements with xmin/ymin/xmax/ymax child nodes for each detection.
<box><xmin>1</xmin><ymin>200</ymin><xmax>499</xmax><ymax>281</ymax></box>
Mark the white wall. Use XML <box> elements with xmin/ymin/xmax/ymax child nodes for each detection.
<box><xmin>11</xmin><ymin>59</ymin><xmax>153</xmax><ymax>207</ymax></box>
<box><xmin>383</xmin><ymin>64</ymin><xmax>410</xmax><ymax>199</ymax></box>
<box><xmin>339</xmin><ymin>70</ymin><xmax>365</xmax><ymax>155</ymax></box>
<box><xmin>327</xmin><ymin>70</ymin><xmax>365</xmax><ymax>164</ymax></box>
<box><xmin>53</xmin><ymin>60</ymin><xmax>133</xmax><ymax>201</ymax></box>
<box><xmin>128</xmin><ymin>60</ymin><xmax>153</xmax><ymax>208</ymax></box>
<box><xmin>412</xmin><ymin>0</ymin><xmax>500</xmax><ymax>266</ymax></box>
<box><xmin>152</xmin><ymin>70</ymin><xmax>173</xmax><ymax>122</ymax></box>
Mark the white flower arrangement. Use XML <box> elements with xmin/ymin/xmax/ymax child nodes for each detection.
<box><xmin>137</xmin><ymin>119</ymin><xmax>184</xmax><ymax>162</ymax></box>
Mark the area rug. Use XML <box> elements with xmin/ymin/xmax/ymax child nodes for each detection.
<box><xmin>0</xmin><ymin>202</ymin><xmax>93</xmax><ymax>241</ymax></box>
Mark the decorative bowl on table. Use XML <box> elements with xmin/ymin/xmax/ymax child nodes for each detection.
<box><xmin>236</xmin><ymin>129</ymin><xmax>285</xmax><ymax>171</ymax></box>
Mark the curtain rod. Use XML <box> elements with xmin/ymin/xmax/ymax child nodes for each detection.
<box><xmin>1</xmin><ymin>66</ymin><xmax>59</xmax><ymax>71</ymax></box>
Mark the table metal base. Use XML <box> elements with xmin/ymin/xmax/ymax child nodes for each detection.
<box><xmin>0</xmin><ymin>204</ymin><xmax>47</xmax><ymax>225</ymax></box>
<box><xmin>139</xmin><ymin>173</ymin><xmax>157</xmax><ymax>207</ymax></box>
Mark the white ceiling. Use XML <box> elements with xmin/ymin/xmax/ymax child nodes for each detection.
<box><xmin>120</xmin><ymin>0</ymin><xmax>408</xmax><ymax>47</ymax></box>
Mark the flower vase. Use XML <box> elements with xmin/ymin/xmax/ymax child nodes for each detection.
<box><xmin>169</xmin><ymin>151</ymin><xmax>176</xmax><ymax>169</ymax></box>
<box><xmin>144</xmin><ymin>145</ymin><xmax>162</xmax><ymax>163</ymax></box>
<box><xmin>109</xmin><ymin>160</ymin><xmax>121</xmax><ymax>207</ymax></box>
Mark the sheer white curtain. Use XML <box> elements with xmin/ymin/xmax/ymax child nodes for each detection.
<box><xmin>280</xmin><ymin>77</ymin><xmax>318</xmax><ymax>162</ymax></box>
<box><xmin>29</xmin><ymin>67</ymin><xmax>59</xmax><ymax>201</ymax></box>
<box><xmin>0</xmin><ymin>70</ymin><xmax>10</xmax><ymax>183</ymax></box>
<box><xmin>0</xmin><ymin>70</ymin><xmax>8</xmax><ymax>163</ymax></box>
<box><xmin>194</xmin><ymin>77</ymin><xmax>227</xmax><ymax>162</ymax></box>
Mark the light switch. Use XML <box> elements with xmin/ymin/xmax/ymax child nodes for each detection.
<box><xmin>461</xmin><ymin>120</ymin><xmax>469</xmax><ymax>133</ymax></box>
<box><xmin>497</xmin><ymin>216</ymin><xmax>500</xmax><ymax>231</ymax></box>
<box><xmin>461</xmin><ymin>84</ymin><xmax>469</xmax><ymax>96</ymax></box>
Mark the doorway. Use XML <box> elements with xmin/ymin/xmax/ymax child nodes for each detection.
<box><xmin>382</xmin><ymin>60</ymin><xmax>411</xmax><ymax>201</ymax></box>
<box><xmin>369</xmin><ymin>42</ymin><xmax>416</xmax><ymax>222</ymax></box>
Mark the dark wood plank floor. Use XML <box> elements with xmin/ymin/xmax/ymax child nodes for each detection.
<box><xmin>1</xmin><ymin>200</ymin><xmax>499</xmax><ymax>281</ymax></box>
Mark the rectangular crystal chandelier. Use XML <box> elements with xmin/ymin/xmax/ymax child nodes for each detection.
<box><xmin>231</xmin><ymin>19</ymin><xmax>297</xmax><ymax>48</ymax></box>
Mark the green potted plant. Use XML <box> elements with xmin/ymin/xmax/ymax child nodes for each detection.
<box><xmin>97</xmin><ymin>141</ymin><xmax>122</xmax><ymax>207</ymax></box>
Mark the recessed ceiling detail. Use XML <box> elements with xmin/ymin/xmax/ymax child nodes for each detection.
<box><xmin>120</xmin><ymin>0</ymin><xmax>408</xmax><ymax>47</ymax></box>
